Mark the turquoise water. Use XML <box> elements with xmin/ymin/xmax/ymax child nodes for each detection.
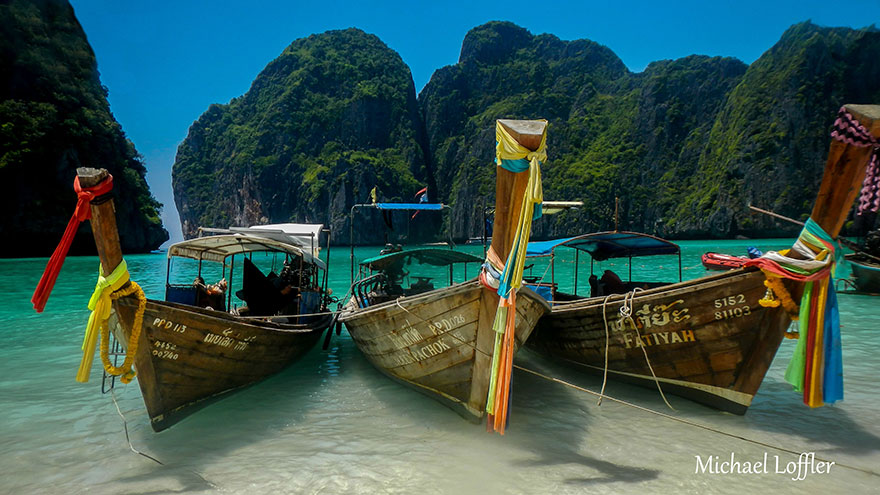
<box><xmin>1</xmin><ymin>239</ymin><xmax>878</xmax><ymax>494</ymax></box>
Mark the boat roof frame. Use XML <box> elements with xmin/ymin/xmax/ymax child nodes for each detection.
<box><xmin>167</xmin><ymin>232</ymin><xmax>326</xmax><ymax>269</ymax></box>
<box><xmin>359</xmin><ymin>247</ymin><xmax>484</xmax><ymax>271</ymax></box>
<box><xmin>527</xmin><ymin>231</ymin><xmax>681</xmax><ymax>261</ymax></box>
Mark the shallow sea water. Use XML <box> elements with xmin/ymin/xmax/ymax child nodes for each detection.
<box><xmin>1</xmin><ymin>239</ymin><xmax>878</xmax><ymax>494</ymax></box>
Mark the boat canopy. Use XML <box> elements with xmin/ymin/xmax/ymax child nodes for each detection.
<box><xmin>360</xmin><ymin>247</ymin><xmax>483</xmax><ymax>272</ymax></box>
<box><xmin>365</xmin><ymin>203</ymin><xmax>446</xmax><ymax>211</ymax></box>
<box><xmin>200</xmin><ymin>223</ymin><xmax>323</xmax><ymax>256</ymax></box>
<box><xmin>168</xmin><ymin>233</ymin><xmax>326</xmax><ymax>269</ymax></box>
<box><xmin>542</xmin><ymin>200</ymin><xmax>583</xmax><ymax>215</ymax></box>
<box><xmin>527</xmin><ymin>231</ymin><xmax>680</xmax><ymax>261</ymax></box>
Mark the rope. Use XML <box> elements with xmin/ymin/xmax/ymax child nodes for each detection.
<box><xmin>618</xmin><ymin>288</ymin><xmax>675</xmax><ymax>410</ymax></box>
<box><xmin>109</xmin><ymin>388</ymin><xmax>219</xmax><ymax>488</ymax></box>
<box><xmin>110</xmin><ymin>389</ymin><xmax>164</xmax><ymax>465</ymax></box>
<box><xmin>392</xmin><ymin>297</ymin><xmax>493</xmax><ymax>359</ymax></box>
<box><xmin>238</xmin><ymin>309</ymin><xmax>339</xmax><ymax>319</ymax></box>
<box><xmin>514</xmin><ymin>364</ymin><xmax>879</xmax><ymax>478</ymax></box>
<box><xmin>597</xmin><ymin>295</ymin><xmax>614</xmax><ymax>405</ymax></box>
<box><xmin>32</xmin><ymin>175</ymin><xmax>114</xmax><ymax>312</ymax></box>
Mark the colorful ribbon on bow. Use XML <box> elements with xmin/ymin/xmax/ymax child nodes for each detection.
<box><xmin>31</xmin><ymin>175</ymin><xmax>114</xmax><ymax>312</ymax></box>
<box><xmin>483</xmin><ymin>120</ymin><xmax>546</xmax><ymax>434</ymax></box>
<box><xmin>744</xmin><ymin>218</ymin><xmax>843</xmax><ymax>407</ymax></box>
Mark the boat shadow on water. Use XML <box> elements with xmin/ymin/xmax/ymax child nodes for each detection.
<box><xmin>357</xmin><ymin>342</ymin><xmax>661</xmax><ymax>487</ymax></box>
<box><xmin>106</xmin><ymin>341</ymin><xmax>341</xmax><ymax>491</ymax></box>
<box><xmin>506</xmin><ymin>358</ymin><xmax>662</xmax><ymax>486</ymax></box>
<box><xmin>520</xmin><ymin>344</ymin><xmax>879</xmax><ymax>471</ymax></box>
<box><xmin>746</xmin><ymin>375</ymin><xmax>880</xmax><ymax>457</ymax></box>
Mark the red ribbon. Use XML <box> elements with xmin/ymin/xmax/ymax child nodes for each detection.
<box><xmin>31</xmin><ymin>175</ymin><xmax>114</xmax><ymax>312</ymax></box>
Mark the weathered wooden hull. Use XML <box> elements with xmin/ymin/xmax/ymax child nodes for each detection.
<box><xmin>527</xmin><ymin>267</ymin><xmax>791</xmax><ymax>414</ymax></box>
<box><xmin>847</xmin><ymin>254</ymin><xmax>880</xmax><ymax>293</ymax></box>
<box><xmin>114</xmin><ymin>297</ymin><xmax>330</xmax><ymax>431</ymax></box>
<box><xmin>340</xmin><ymin>280</ymin><xmax>550</xmax><ymax>420</ymax></box>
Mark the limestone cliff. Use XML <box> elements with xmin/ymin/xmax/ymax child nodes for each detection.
<box><xmin>172</xmin><ymin>28</ymin><xmax>434</xmax><ymax>245</ymax></box>
<box><xmin>0</xmin><ymin>0</ymin><xmax>168</xmax><ymax>256</ymax></box>
<box><xmin>174</xmin><ymin>21</ymin><xmax>880</xmax><ymax>244</ymax></box>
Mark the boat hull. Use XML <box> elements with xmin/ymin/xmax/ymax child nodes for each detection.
<box><xmin>701</xmin><ymin>252</ymin><xmax>749</xmax><ymax>271</ymax></box>
<box><xmin>847</xmin><ymin>254</ymin><xmax>880</xmax><ymax>293</ymax></box>
<box><xmin>340</xmin><ymin>280</ymin><xmax>550</xmax><ymax>420</ymax></box>
<box><xmin>527</xmin><ymin>268</ymin><xmax>790</xmax><ymax>414</ymax></box>
<box><xmin>114</xmin><ymin>297</ymin><xmax>330</xmax><ymax>431</ymax></box>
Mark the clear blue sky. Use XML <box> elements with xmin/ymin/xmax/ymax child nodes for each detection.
<box><xmin>68</xmin><ymin>0</ymin><xmax>879</xmax><ymax>245</ymax></box>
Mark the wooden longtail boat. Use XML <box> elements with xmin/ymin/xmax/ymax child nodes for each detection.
<box><xmin>339</xmin><ymin>120</ymin><xmax>551</xmax><ymax>423</ymax></box>
<box><xmin>527</xmin><ymin>104</ymin><xmax>880</xmax><ymax>414</ymax></box>
<box><xmin>846</xmin><ymin>254</ymin><xmax>880</xmax><ymax>293</ymax></box>
<box><xmin>70</xmin><ymin>169</ymin><xmax>333</xmax><ymax>431</ymax></box>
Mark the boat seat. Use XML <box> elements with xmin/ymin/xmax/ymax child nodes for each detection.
<box><xmin>235</xmin><ymin>257</ymin><xmax>286</xmax><ymax>316</ymax></box>
<box><xmin>166</xmin><ymin>284</ymin><xmax>198</xmax><ymax>305</ymax></box>
<box><xmin>405</xmin><ymin>277</ymin><xmax>434</xmax><ymax>295</ymax></box>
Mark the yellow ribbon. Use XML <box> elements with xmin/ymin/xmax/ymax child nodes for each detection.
<box><xmin>76</xmin><ymin>261</ymin><xmax>130</xmax><ymax>383</ymax></box>
<box><xmin>493</xmin><ymin>120</ymin><xmax>546</xmax><ymax>296</ymax></box>
<box><xmin>495</xmin><ymin>120</ymin><xmax>548</xmax><ymax>165</ymax></box>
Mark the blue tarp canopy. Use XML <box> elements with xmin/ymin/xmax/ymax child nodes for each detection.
<box><xmin>360</xmin><ymin>247</ymin><xmax>483</xmax><ymax>271</ymax></box>
<box><xmin>527</xmin><ymin>231</ymin><xmax>680</xmax><ymax>261</ymax></box>
<box><xmin>373</xmin><ymin>203</ymin><xmax>445</xmax><ymax>210</ymax></box>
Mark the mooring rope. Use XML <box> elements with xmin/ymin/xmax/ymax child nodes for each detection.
<box><xmin>617</xmin><ymin>288</ymin><xmax>675</xmax><ymax>410</ymax></box>
<box><xmin>109</xmin><ymin>389</ymin><xmax>219</xmax><ymax>488</ymax></box>
<box><xmin>342</xmin><ymin>289</ymin><xmax>876</xmax><ymax>477</ymax></box>
<box><xmin>109</xmin><ymin>389</ymin><xmax>164</xmax><ymax>466</ymax></box>
<box><xmin>513</xmin><ymin>364</ymin><xmax>879</xmax><ymax>478</ymax></box>
<box><xmin>598</xmin><ymin>294</ymin><xmax>614</xmax><ymax>406</ymax></box>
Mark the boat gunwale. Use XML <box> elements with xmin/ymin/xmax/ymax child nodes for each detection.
<box><xmin>117</xmin><ymin>297</ymin><xmax>333</xmax><ymax>334</ymax></box>
<box><xmin>547</xmin><ymin>266</ymin><xmax>763</xmax><ymax>314</ymax></box>
<box><xmin>846</xmin><ymin>253</ymin><xmax>880</xmax><ymax>271</ymax></box>
<box><xmin>339</xmin><ymin>279</ymin><xmax>550</xmax><ymax>322</ymax></box>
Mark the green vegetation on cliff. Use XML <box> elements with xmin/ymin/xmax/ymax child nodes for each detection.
<box><xmin>420</xmin><ymin>21</ymin><xmax>879</xmax><ymax>240</ymax></box>
<box><xmin>0</xmin><ymin>0</ymin><xmax>168</xmax><ymax>256</ymax></box>
<box><xmin>173</xmin><ymin>28</ymin><xmax>432</xmax><ymax>243</ymax></box>
<box><xmin>174</xmin><ymin>21</ymin><xmax>880</xmax><ymax>243</ymax></box>
<box><xmin>679</xmin><ymin>23</ymin><xmax>880</xmax><ymax>238</ymax></box>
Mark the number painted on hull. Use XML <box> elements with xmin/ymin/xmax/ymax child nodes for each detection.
<box><xmin>151</xmin><ymin>317</ymin><xmax>187</xmax><ymax>333</ymax></box>
<box><xmin>713</xmin><ymin>293</ymin><xmax>752</xmax><ymax>321</ymax></box>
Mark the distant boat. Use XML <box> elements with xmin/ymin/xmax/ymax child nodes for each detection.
<box><xmin>340</xmin><ymin>119</ymin><xmax>551</xmax><ymax>428</ymax></box>
<box><xmin>846</xmin><ymin>254</ymin><xmax>880</xmax><ymax>293</ymax></box>
<box><xmin>38</xmin><ymin>171</ymin><xmax>334</xmax><ymax>431</ymax></box>
<box><xmin>701</xmin><ymin>252</ymin><xmax>750</xmax><ymax>270</ymax></box>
